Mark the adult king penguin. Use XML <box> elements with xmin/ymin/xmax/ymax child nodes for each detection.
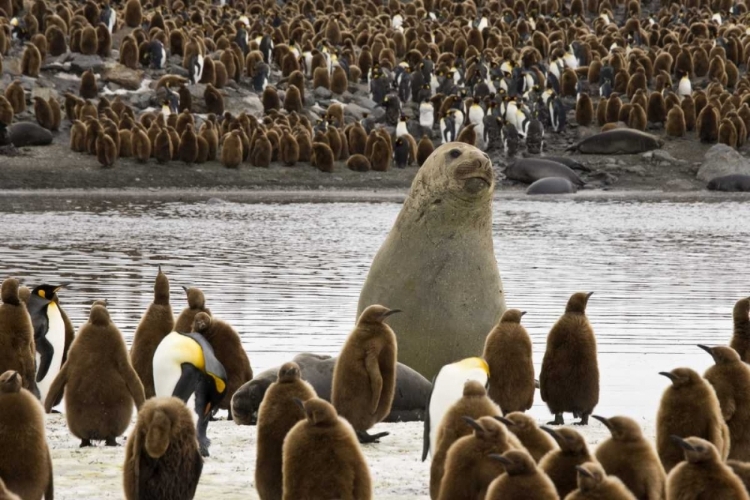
<box><xmin>422</xmin><ymin>357</ymin><xmax>490</xmax><ymax>461</ymax></box>
<box><xmin>27</xmin><ymin>284</ymin><xmax>71</xmax><ymax>404</ymax></box>
<box><xmin>152</xmin><ymin>331</ymin><xmax>227</xmax><ymax>457</ymax></box>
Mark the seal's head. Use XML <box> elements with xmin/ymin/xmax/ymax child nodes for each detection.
<box><xmin>411</xmin><ymin>142</ymin><xmax>494</xmax><ymax>207</ymax></box>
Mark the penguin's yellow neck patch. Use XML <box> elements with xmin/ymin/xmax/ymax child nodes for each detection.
<box><xmin>38</xmin><ymin>290</ymin><xmax>46</xmax><ymax>299</ymax></box>
<box><xmin>457</xmin><ymin>357</ymin><xmax>490</xmax><ymax>374</ymax></box>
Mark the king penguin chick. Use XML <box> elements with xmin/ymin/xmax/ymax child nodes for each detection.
<box><xmin>656</xmin><ymin>367</ymin><xmax>729</xmax><ymax>472</ymax></box>
<box><xmin>539</xmin><ymin>426</ymin><xmax>595</xmax><ymax>498</ymax></box>
<box><xmin>174</xmin><ymin>287</ymin><xmax>210</xmax><ymax>334</ymax></box>
<box><xmin>0</xmin><ymin>370</ymin><xmax>53</xmax><ymax>500</ymax></box>
<box><xmin>152</xmin><ymin>330</ymin><xmax>227</xmax><ymax>457</ymax></box>
<box><xmin>123</xmin><ymin>397</ymin><xmax>203</xmax><ymax>500</ymax></box>
<box><xmin>698</xmin><ymin>344</ymin><xmax>750</xmax><ymax>461</ymax></box>
<box><xmin>540</xmin><ymin>292</ymin><xmax>599</xmax><ymax>425</ymax></box>
<box><xmin>666</xmin><ymin>437</ymin><xmax>749</xmax><ymax>500</ymax></box>
<box><xmin>44</xmin><ymin>303</ymin><xmax>145</xmax><ymax>447</ymax></box>
<box><xmin>566</xmin><ymin>462</ymin><xmax>638</xmax><ymax>500</ymax></box>
<box><xmin>417</xmin><ymin>134</ymin><xmax>434</xmax><ymax>166</ymax></box>
<box><xmin>129</xmin><ymin>267</ymin><xmax>175</xmax><ymax>399</ymax></box>
<box><xmin>0</xmin><ymin>278</ymin><xmax>38</xmax><ymax>397</ymax></box>
<box><xmin>191</xmin><ymin>312</ymin><xmax>252</xmax><ymax>419</ymax></box>
<box><xmin>730</xmin><ymin>298</ymin><xmax>750</xmax><ymax>362</ymax></box>
<box><xmin>486</xmin><ymin>449</ymin><xmax>558</xmax><ymax>500</ymax></box>
<box><xmin>438</xmin><ymin>416</ymin><xmax>521</xmax><ymax>500</ymax></box>
<box><xmin>429</xmin><ymin>379</ymin><xmax>499</xmax><ymax>499</ymax></box>
<box><xmin>256</xmin><ymin>362</ymin><xmax>317</xmax><ymax>500</ymax></box>
<box><xmin>331</xmin><ymin>305</ymin><xmax>400</xmax><ymax>444</ymax></box>
<box><xmin>483</xmin><ymin>309</ymin><xmax>534</xmax><ymax>415</ymax></box>
<box><xmin>282</xmin><ymin>398</ymin><xmax>372</xmax><ymax>499</ymax></box>
<box><xmin>593</xmin><ymin>415</ymin><xmax>666</xmax><ymax>500</ymax></box>
<box><xmin>497</xmin><ymin>412</ymin><xmax>557</xmax><ymax>463</ymax></box>
<box><xmin>422</xmin><ymin>358</ymin><xmax>490</xmax><ymax>461</ymax></box>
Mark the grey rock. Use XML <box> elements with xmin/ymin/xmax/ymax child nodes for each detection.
<box><xmin>354</xmin><ymin>95</ymin><xmax>377</xmax><ymax>110</ymax></box>
<box><xmin>102</xmin><ymin>63</ymin><xmax>144</xmax><ymax>90</ymax></box>
<box><xmin>169</xmin><ymin>65</ymin><xmax>189</xmax><ymax>78</ymax></box>
<box><xmin>641</xmin><ymin>151</ymin><xmax>653</xmax><ymax>160</ymax></box>
<box><xmin>344</xmin><ymin>103</ymin><xmax>370</xmax><ymax>121</ymax></box>
<box><xmin>69</xmin><ymin>54</ymin><xmax>105</xmax><ymax>73</ymax></box>
<box><xmin>696</xmin><ymin>144</ymin><xmax>750</xmax><ymax>182</ymax></box>
<box><xmin>652</xmin><ymin>149</ymin><xmax>676</xmax><ymax>163</ymax></box>
<box><xmin>241</xmin><ymin>94</ymin><xmax>264</xmax><ymax>117</ymax></box>
<box><xmin>314</xmin><ymin>86</ymin><xmax>332</xmax><ymax>99</ymax></box>
<box><xmin>31</xmin><ymin>87</ymin><xmax>59</xmax><ymax>100</ymax></box>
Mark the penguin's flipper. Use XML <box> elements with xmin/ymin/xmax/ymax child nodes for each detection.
<box><xmin>421</xmin><ymin>373</ymin><xmax>438</xmax><ymax>462</ymax></box>
<box><xmin>194</xmin><ymin>374</ymin><xmax>217</xmax><ymax>458</ymax></box>
<box><xmin>36</xmin><ymin>335</ymin><xmax>54</xmax><ymax>382</ymax></box>
<box><xmin>172</xmin><ymin>363</ymin><xmax>203</xmax><ymax>402</ymax></box>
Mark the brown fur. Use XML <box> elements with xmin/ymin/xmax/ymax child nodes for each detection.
<box><xmin>348</xmin><ymin>122</ymin><xmax>368</xmax><ymax>156</ymax></box>
<box><xmin>438</xmin><ymin>417</ymin><xmax>519</xmax><ymax>500</ymax></box>
<box><xmin>192</xmin><ymin>312</ymin><xmax>252</xmax><ymax>412</ymax></box>
<box><xmin>331</xmin><ymin>65</ymin><xmax>348</xmax><ymax>94</ymax></box>
<box><xmin>48</xmin><ymin>98</ymin><xmax>61</xmax><ymax>131</ymax></box>
<box><xmin>204</xmin><ymin>84</ymin><xmax>224</xmax><ymax>115</ymax></box>
<box><xmin>605</xmin><ymin>94</ymin><xmax>622</xmax><ymax>124</ymax></box>
<box><xmin>576</xmin><ymin>93</ymin><xmax>593</xmax><ymax>127</ymax></box>
<box><xmin>539</xmin><ymin>292</ymin><xmax>599</xmax><ymax>424</ymax></box>
<box><xmin>331</xmin><ymin>305</ymin><xmax>398</xmax><ymax>432</ymax></box>
<box><xmin>347</xmin><ymin>154</ymin><xmax>371</xmax><ymax>171</ymax></box>
<box><xmin>282</xmin><ymin>398</ymin><xmax>372</xmax><ymax>499</ymax></box>
<box><xmin>698</xmin><ymin>104</ymin><xmax>719</xmax><ymax>143</ymax></box>
<box><xmin>80</xmin><ymin>26</ymin><xmax>97</xmax><ymax>55</ymax></box>
<box><xmin>0</xmin><ymin>96</ymin><xmax>13</xmax><ymax>126</ymax></box>
<box><xmin>255</xmin><ymin>362</ymin><xmax>316</xmax><ymax>500</ymax></box>
<box><xmin>44</xmin><ymin>305</ymin><xmax>145</xmax><ymax>445</ymax></box>
<box><xmin>727</xmin><ymin>460</ymin><xmax>750</xmax><ymax>494</ymax></box>
<box><xmin>0</xmin><ymin>477</ymin><xmax>21</xmax><ymax>500</ymax></box>
<box><xmin>486</xmin><ymin>449</ymin><xmax>558</xmax><ymax>500</ymax></box>
<box><xmin>500</xmin><ymin>412</ymin><xmax>557</xmax><ymax>463</ymax></box>
<box><xmin>5</xmin><ymin>81</ymin><xmax>25</xmax><ymax>115</ymax></box>
<box><xmin>119</xmin><ymin>129</ymin><xmax>133</xmax><ymax>158</ymax></box>
<box><xmin>21</xmin><ymin>43</ymin><xmax>41</xmax><ymax>78</ymax></box>
<box><xmin>130</xmin><ymin>268</ymin><xmax>174</xmax><ymax>399</ymax></box>
<box><xmin>280</xmin><ymin>130</ymin><xmax>299</xmax><ymax>166</ymax></box>
<box><xmin>417</xmin><ymin>134</ymin><xmax>434</xmax><ymax>166</ymax></box>
<box><xmin>656</xmin><ymin>367</ymin><xmax>729</xmax><ymax>473</ymax></box>
<box><xmin>539</xmin><ymin>427</ymin><xmax>594</xmax><ymax>498</ymax></box>
<box><xmin>483</xmin><ymin>309</ymin><xmax>534</xmax><ymax>414</ymax></box>
<box><xmin>123</xmin><ymin>397</ymin><xmax>203</xmax><ymax>500</ymax></box>
<box><xmin>262</xmin><ymin>86</ymin><xmax>280</xmax><ymax>114</ymax></box>
<box><xmin>79</xmin><ymin>69</ymin><xmax>98</xmax><ymax>99</ymax></box>
<box><xmin>566</xmin><ymin>462</ymin><xmax>638</xmax><ymax>499</ymax></box>
<box><xmin>430</xmin><ymin>381</ymin><xmax>501</xmax><ymax>499</ymax></box>
<box><xmin>124</xmin><ymin>0</ymin><xmax>142</xmax><ymax>27</ymax></box>
<box><xmin>731</xmin><ymin>298</ymin><xmax>750</xmax><ymax>362</ymax></box>
<box><xmin>178</xmin><ymin>124</ymin><xmax>198</xmax><ymax>164</ymax></box>
<box><xmin>666</xmin><ymin>437</ymin><xmax>748</xmax><ymax>500</ymax></box>
<box><xmin>700</xmin><ymin>345</ymin><xmax>750</xmax><ymax>461</ymax></box>
<box><xmin>284</xmin><ymin>85</ymin><xmax>303</xmax><ymax>114</ymax></box>
<box><xmin>154</xmin><ymin>129</ymin><xmax>172</xmax><ymax>164</ymax></box>
<box><xmin>0</xmin><ymin>371</ymin><xmax>53</xmax><ymax>500</ymax></box>
<box><xmin>33</xmin><ymin>96</ymin><xmax>53</xmax><ymax>130</ymax></box>
<box><xmin>132</xmin><ymin>127</ymin><xmax>151</xmax><ymax>162</ymax></box>
<box><xmin>252</xmin><ymin>132</ymin><xmax>272</xmax><ymax>168</ymax></box>
<box><xmin>96</xmin><ymin>132</ymin><xmax>117</xmax><ymax>167</ymax></box>
<box><xmin>70</xmin><ymin>120</ymin><xmax>86</xmax><ymax>152</ymax></box>
<box><xmin>628</xmin><ymin>103</ymin><xmax>647</xmax><ymax>131</ymax></box>
<box><xmin>594</xmin><ymin>415</ymin><xmax>665</xmax><ymax>499</ymax></box>
<box><xmin>647</xmin><ymin>91</ymin><xmax>667</xmax><ymax>125</ymax></box>
<box><xmin>719</xmin><ymin>118</ymin><xmax>738</xmax><ymax>148</ymax></box>
<box><xmin>221</xmin><ymin>130</ymin><xmax>243</xmax><ymax>168</ymax></box>
<box><xmin>0</xmin><ymin>279</ymin><xmax>37</xmax><ymax>395</ymax></box>
<box><xmin>666</xmin><ymin>106</ymin><xmax>686</xmax><ymax>137</ymax></box>
<box><xmin>682</xmin><ymin>96</ymin><xmax>696</xmax><ymax>132</ymax></box>
<box><xmin>313</xmin><ymin>66</ymin><xmax>330</xmax><ymax>89</ymax></box>
<box><xmin>311</xmin><ymin>142</ymin><xmax>335</xmax><ymax>172</ymax></box>
<box><xmin>174</xmin><ymin>287</ymin><xmax>210</xmax><ymax>334</ymax></box>
<box><xmin>561</xmin><ymin>68</ymin><xmax>578</xmax><ymax>97</ymax></box>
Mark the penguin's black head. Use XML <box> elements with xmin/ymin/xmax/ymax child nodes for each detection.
<box><xmin>32</xmin><ymin>284</ymin><xmax>67</xmax><ymax>301</ymax></box>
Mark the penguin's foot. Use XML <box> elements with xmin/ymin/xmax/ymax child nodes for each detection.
<box><xmin>199</xmin><ymin>437</ymin><xmax>212</xmax><ymax>457</ymax></box>
<box><xmin>574</xmin><ymin>415</ymin><xmax>590</xmax><ymax>426</ymax></box>
<box><xmin>105</xmin><ymin>438</ymin><xmax>120</xmax><ymax>447</ymax></box>
<box><xmin>80</xmin><ymin>439</ymin><xmax>92</xmax><ymax>448</ymax></box>
<box><xmin>51</xmin><ymin>409</ymin><xmax>62</xmax><ymax>414</ymax></box>
<box><xmin>356</xmin><ymin>431</ymin><xmax>389</xmax><ymax>444</ymax></box>
<box><xmin>546</xmin><ymin>414</ymin><xmax>564</xmax><ymax>425</ymax></box>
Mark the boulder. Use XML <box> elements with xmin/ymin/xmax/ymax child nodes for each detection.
<box><xmin>696</xmin><ymin>144</ymin><xmax>750</xmax><ymax>182</ymax></box>
<box><xmin>68</xmin><ymin>54</ymin><xmax>105</xmax><ymax>73</ymax></box>
<box><xmin>102</xmin><ymin>63</ymin><xmax>144</xmax><ymax>90</ymax></box>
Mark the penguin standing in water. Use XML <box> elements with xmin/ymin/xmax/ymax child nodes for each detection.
<box><xmin>152</xmin><ymin>331</ymin><xmax>227</xmax><ymax>457</ymax></box>
<box><xmin>422</xmin><ymin>357</ymin><xmax>490</xmax><ymax>461</ymax></box>
<box><xmin>27</xmin><ymin>284</ymin><xmax>70</xmax><ymax>404</ymax></box>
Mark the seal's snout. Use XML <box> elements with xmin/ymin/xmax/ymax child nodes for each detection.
<box><xmin>454</xmin><ymin>154</ymin><xmax>493</xmax><ymax>194</ymax></box>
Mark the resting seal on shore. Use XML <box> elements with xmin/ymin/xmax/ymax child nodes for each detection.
<box><xmin>526</xmin><ymin>177</ymin><xmax>578</xmax><ymax>195</ymax></box>
<box><xmin>9</xmin><ymin>122</ymin><xmax>53</xmax><ymax>147</ymax></box>
<box><xmin>566</xmin><ymin>129</ymin><xmax>663</xmax><ymax>154</ymax></box>
<box><xmin>504</xmin><ymin>159</ymin><xmax>584</xmax><ymax>186</ymax></box>
<box><xmin>707</xmin><ymin>174</ymin><xmax>750</xmax><ymax>192</ymax></box>
<box><xmin>357</xmin><ymin>142</ymin><xmax>506</xmax><ymax>379</ymax></box>
<box><xmin>231</xmin><ymin>353</ymin><xmax>431</xmax><ymax>425</ymax></box>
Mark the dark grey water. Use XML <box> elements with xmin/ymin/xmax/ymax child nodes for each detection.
<box><xmin>1</xmin><ymin>193</ymin><xmax>747</xmax><ymax>421</ymax></box>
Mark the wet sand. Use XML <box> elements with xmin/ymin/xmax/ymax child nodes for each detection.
<box><xmin>46</xmin><ymin>412</ymin><xmax>656</xmax><ymax>499</ymax></box>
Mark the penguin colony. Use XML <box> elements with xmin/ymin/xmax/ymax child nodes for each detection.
<box><xmin>5</xmin><ymin>0</ymin><xmax>750</xmax><ymax>179</ymax></box>
<box><xmin>4</xmin><ymin>270</ymin><xmax>750</xmax><ymax>498</ymax></box>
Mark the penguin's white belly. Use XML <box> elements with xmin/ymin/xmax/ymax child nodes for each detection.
<box><xmin>153</xmin><ymin>332</ymin><xmax>186</xmax><ymax>399</ymax></box>
<box><xmin>37</xmin><ymin>303</ymin><xmax>66</xmax><ymax>403</ymax></box>
<box><xmin>420</xmin><ymin>104</ymin><xmax>434</xmax><ymax>129</ymax></box>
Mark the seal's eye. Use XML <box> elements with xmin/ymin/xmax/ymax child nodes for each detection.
<box><xmin>449</xmin><ymin>148</ymin><xmax>461</xmax><ymax>159</ymax></box>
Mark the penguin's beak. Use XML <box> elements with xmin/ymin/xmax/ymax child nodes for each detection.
<box><xmin>591</xmin><ymin>415</ymin><xmax>612</xmax><ymax>430</ymax></box>
<box><xmin>520</xmin><ymin>311</ymin><xmax>527</xmax><ymax>317</ymax></box>
<box><xmin>380</xmin><ymin>309</ymin><xmax>402</xmax><ymax>320</ymax></box>
<box><xmin>488</xmin><ymin>453</ymin><xmax>513</xmax><ymax>465</ymax></box>
<box><xmin>575</xmin><ymin>465</ymin><xmax>595</xmax><ymax>479</ymax></box>
<box><xmin>540</xmin><ymin>426</ymin><xmax>561</xmax><ymax>443</ymax></box>
<box><xmin>586</xmin><ymin>292</ymin><xmax>594</xmax><ymax>298</ymax></box>
<box><xmin>55</xmin><ymin>283</ymin><xmax>71</xmax><ymax>292</ymax></box>
<box><xmin>697</xmin><ymin>344</ymin><xmax>713</xmax><ymax>357</ymax></box>
<box><xmin>461</xmin><ymin>416</ymin><xmax>483</xmax><ymax>432</ymax></box>
<box><xmin>494</xmin><ymin>416</ymin><xmax>515</xmax><ymax>427</ymax></box>
<box><xmin>671</xmin><ymin>435</ymin><xmax>695</xmax><ymax>451</ymax></box>
<box><xmin>182</xmin><ymin>286</ymin><xmax>189</xmax><ymax>293</ymax></box>
<box><xmin>659</xmin><ymin>371</ymin><xmax>678</xmax><ymax>383</ymax></box>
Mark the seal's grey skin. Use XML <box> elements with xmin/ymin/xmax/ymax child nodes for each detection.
<box><xmin>566</xmin><ymin>129</ymin><xmax>663</xmax><ymax>154</ymax></box>
<box><xmin>541</xmin><ymin>156</ymin><xmax>591</xmax><ymax>172</ymax></box>
<box><xmin>505</xmin><ymin>159</ymin><xmax>584</xmax><ymax>186</ymax></box>
<box><xmin>231</xmin><ymin>353</ymin><xmax>432</xmax><ymax>425</ymax></box>
<box><xmin>357</xmin><ymin>142</ymin><xmax>506</xmax><ymax>379</ymax></box>
<box><xmin>526</xmin><ymin>177</ymin><xmax>578</xmax><ymax>195</ymax></box>
<box><xmin>9</xmin><ymin>122</ymin><xmax>53</xmax><ymax>147</ymax></box>
<box><xmin>707</xmin><ymin>174</ymin><xmax>750</xmax><ymax>192</ymax></box>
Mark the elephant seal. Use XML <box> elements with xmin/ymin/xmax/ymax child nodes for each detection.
<box><xmin>357</xmin><ymin>142</ymin><xmax>506</xmax><ymax>379</ymax></box>
<box><xmin>566</xmin><ymin>129</ymin><xmax>663</xmax><ymax>154</ymax></box>
<box><xmin>540</xmin><ymin>156</ymin><xmax>591</xmax><ymax>172</ymax></box>
<box><xmin>9</xmin><ymin>122</ymin><xmax>53</xmax><ymax>147</ymax></box>
<box><xmin>526</xmin><ymin>177</ymin><xmax>578</xmax><ymax>195</ymax></box>
<box><xmin>505</xmin><ymin>159</ymin><xmax>584</xmax><ymax>186</ymax></box>
<box><xmin>231</xmin><ymin>352</ymin><xmax>431</xmax><ymax>425</ymax></box>
<box><xmin>707</xmin><ymin>174</ymin><xmax>750</xmax><ymax>192</ymax></box>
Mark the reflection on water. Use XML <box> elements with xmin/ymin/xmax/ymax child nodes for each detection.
<box><xmin>1</xmin><ymin>195</ymin><xmax>747</xmax><ymax>422</ymax></box>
